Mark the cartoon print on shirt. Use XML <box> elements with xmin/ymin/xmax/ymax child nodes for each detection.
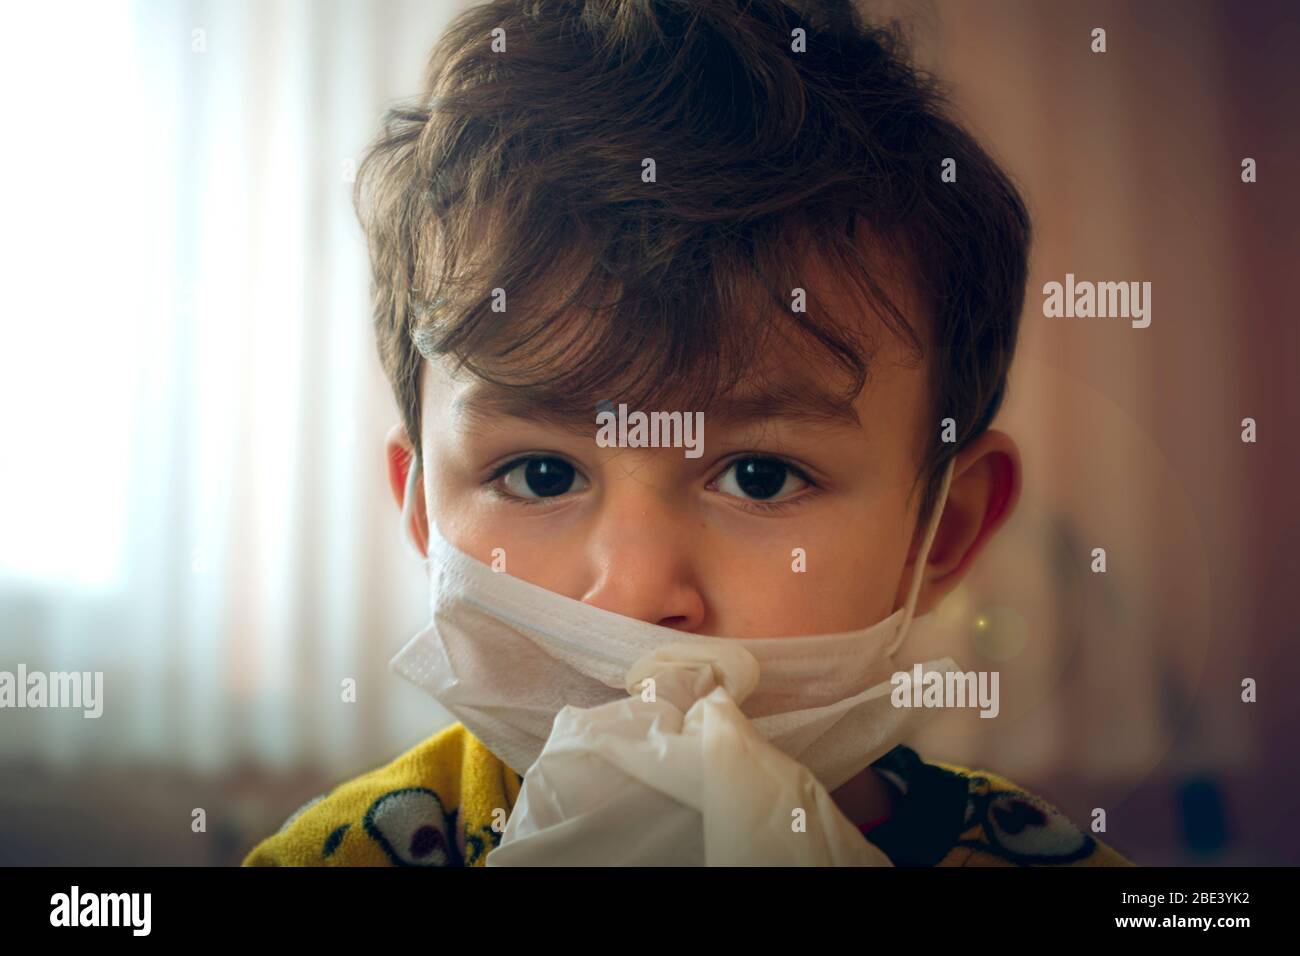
<box><xmin>952</xmin><ymin>772</ymin><xmax>1096</xmax><ymax>866</ymax></box>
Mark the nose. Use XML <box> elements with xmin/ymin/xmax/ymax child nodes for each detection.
<box><xmin>579</xmin><ymin>494</ymin><xmax>708</xmax><ymax>633</ymax></box>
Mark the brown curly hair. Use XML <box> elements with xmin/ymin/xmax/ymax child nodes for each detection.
<box><xmin>353</xmin><ymin>0</ymin><xmax>1030</xmax><ymax>527</ymax></box>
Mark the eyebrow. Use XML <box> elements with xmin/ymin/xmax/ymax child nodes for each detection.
<box><xmin>451</xmin><ymin>378</ymin><xmax>864</xmax><ymax>433</ymax></box>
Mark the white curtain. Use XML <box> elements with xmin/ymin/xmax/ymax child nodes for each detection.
<box><xmin>0</xmin><ymin>0</ymin><xmax>469</xmax><ymax>777</ymax></box>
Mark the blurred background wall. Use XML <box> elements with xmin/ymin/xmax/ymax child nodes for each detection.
<box><xmin>0</xmin><ymin>0</ymin><xmax>1296</xmax><ymax>865</ymax></box>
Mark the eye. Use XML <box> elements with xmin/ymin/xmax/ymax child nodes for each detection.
<box><xmin>363</xmin><ymin>788</ymin><xmax>458</xmax><ymax>867</ymax></box>
<box><xmin>495</xmin><ymin>456</ymin><xmax>590</xmax><ymax>500</ymax></box>
<box><xmin>713</xmin><ymin>457</ymin><xmax>810</xmax><ymax>502</ymax></box>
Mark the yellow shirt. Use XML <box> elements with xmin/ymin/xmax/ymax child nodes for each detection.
<box><xmin>242</xmin><ymin>722</ymin><xmax>1133</xmax><ymax>867</ymax></box>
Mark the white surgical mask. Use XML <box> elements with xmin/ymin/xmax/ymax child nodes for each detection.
<box><xmin>389</xmin><ymin>454</ymin><xmax>961</xmax><ymax>796</ymax></box>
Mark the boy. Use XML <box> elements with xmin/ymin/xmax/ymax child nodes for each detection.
<box><xmin>244</xmin><ymin>0</ymin><xmax>1131</xmax><ymax>866</ymax></box>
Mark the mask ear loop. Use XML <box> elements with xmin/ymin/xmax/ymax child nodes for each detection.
<box><xmin>400</xmin><ymin>447</ymin><xmax>427</xmax><ymax>561</ymax></box>
<box><xmin>883</xmin><ymin>455</ymin><xmax>957</xmax><ymax>658</ymax></box>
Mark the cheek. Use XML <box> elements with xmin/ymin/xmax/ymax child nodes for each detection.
<box><xmin>432</xmin><ymin>505</ymin><xmax>592</xmax><ymax>600</ymax></box>
<box><xmin>711</xmin><ymin>528</ymin><xmax>903</xmax><ymax>636</ymax></box>
<box><xmin>707</xmin><ymin>504</ymin><xmax>909</xmax><ymax>639</ymax></box>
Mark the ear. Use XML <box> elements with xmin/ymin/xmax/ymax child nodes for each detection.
<box><xmin>385</xmin><ymin>423</ymin><xmax>428</xmax><ymax>555</ymax></box>
<box><xmin>896</xmin><ymin>428</ymin><xmax>1022</xmax><ymax>617</ymax></box>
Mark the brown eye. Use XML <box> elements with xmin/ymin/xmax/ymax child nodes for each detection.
<box><xmin>499</xmin><ymin>456</ymin><xmax>589</xmax><ymax>499</ymax></box>
<box><xmin>716</xmin><ymin>457</ymin><xmax>809</xmax><ymax>501</ymax></box>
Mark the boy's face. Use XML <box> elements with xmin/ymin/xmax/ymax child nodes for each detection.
<box><xmin>387</xmin><ymin>267</ymin><xmax>1021</xmax><ymax>640</ymax></box>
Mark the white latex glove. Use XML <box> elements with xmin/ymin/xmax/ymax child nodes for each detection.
<box><xmin>486</xmin><ymin>641</ymin><xmax>894</xmax><ymax>866</ymax></box>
